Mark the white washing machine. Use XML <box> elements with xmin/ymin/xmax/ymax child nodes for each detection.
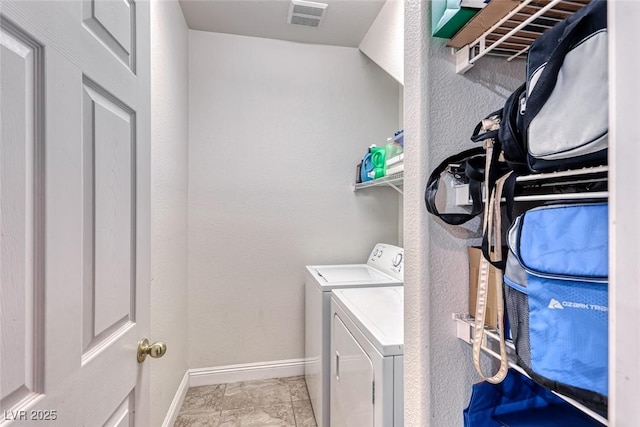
<box><xmin>305</xmin><ymin>243</ymin><xmax>403</xmax><ymax>427</ymax></box>
<box><xmin>330</xmin><ymin>286</ymin><xmax>404</xmax><ymax>427</ymax></box>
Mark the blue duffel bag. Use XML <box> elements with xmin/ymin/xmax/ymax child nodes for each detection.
<box><xmin>503</xmin><ymin>203</ymin><xmax>608</xmax><ymax>412</ymax></box>
<box><xmin>464</xmin><ymin>369</ymin><xmax>604</xmax><ymax>426</ymax></box>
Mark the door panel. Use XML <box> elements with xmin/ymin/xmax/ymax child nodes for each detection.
<box><xmin>331</xmin><ymin>314</ymin><xmax>374</xmax><ymax>427</ymax></box>
<box><xmin>103</xmin><ymin>391</ymin><xmax>135</xmax><ymax>427</ymax></box>
<box><xmin>0</xmin><ymin>1</ymin><xmax>150</xmax><ymax>425</ymax></box>
<box><xmin>82</xmin><ymin>0</ymin><xmax>135</xmax><ymax>71</ymax></box>
<box><xmin>81</xmin><ymin>78</ymin><xmax>136</xmax><ymax>350</ymax></box>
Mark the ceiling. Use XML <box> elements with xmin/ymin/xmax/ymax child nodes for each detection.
<box><xmin>178</xmin><ymin>0</ymin><xmax>387</xmax><ymax>48</ymax></box>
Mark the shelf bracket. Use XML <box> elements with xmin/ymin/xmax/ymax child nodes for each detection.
<box><xmin>387</xmin><ymin>182</ymin><xmax>403</xmax><ymax>195</ymax></box>
<box><xmin>353</xmin><ymin>172</ymin><xmax>404</xmax><ymax>194</ymax></box>
<box><xmin>455</xmin><ymin>45</ymin><xmax>474</xmax><ymax>74</ymax></box>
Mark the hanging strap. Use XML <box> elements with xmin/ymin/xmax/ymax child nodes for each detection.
<box><xmin>481</xmin><ymin>172</ymin><xmax>517</xmax><ymax>270</ymax></box>
<box><xmin>472</xmin><ymin>149</ymin><xmax>511</xmax><ymax>384</ymax></box>
<box><xmin>472</xmin><ymin>111</ymin><xmax>517</xmax><ymax>270</ymax></box>
<box><xmin>470</xmin><ymin>112</ymin><xmax>507</xmax><ymax>193</ymax></box>
<box><xmin>470</xmin><ymin>110</ymin><xmax>502</xmax><ymax>145</ymax></box>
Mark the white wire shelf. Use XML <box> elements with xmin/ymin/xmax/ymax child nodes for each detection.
<box><xmin>452</xmin><ymin>0</ymin><xmax>591</xmax><ymax>74</ymax></box>
<box><xmin>515</xmin><ymin>165</ymin><xmax>608</xmax><ymax>182</ymax></box>
<box><xmin>453</xmin><ymin>313</ymin><xmax>608</xmax><ymax>426</ymax></box>
<box><xmin>515</xmin><ymin>165</ymin><xmax>608</xmax><ymax>201</ymax></box>
<box><xmin>513</xmin><ymin>191</ymin><xmax>607</xmax><ymax>202</ymax></box>
<box><xmin>354</xmin><ymin>172</ymin><xmax>404</xmax><ymax>194</ymax></box>
<box><xmin>451</xmin><ymin>165</ymin><xmax>607</xmax><ymax>205</ymax></box>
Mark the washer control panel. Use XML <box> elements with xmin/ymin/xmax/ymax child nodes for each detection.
<box><xmin>367</xmin><ymin>243</ymin><xmax>404</xmax><ymax>280</ymax></box>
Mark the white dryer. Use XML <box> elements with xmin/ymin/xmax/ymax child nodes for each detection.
<box><xmin>305</xmin><ymin>244</ymin><xmax>403</xmax><ymax>427</ymax></box>
<box><xmin>330</xmin><ymin>286</ymin><xmax>404</xmax><ymax>427</ymax></box>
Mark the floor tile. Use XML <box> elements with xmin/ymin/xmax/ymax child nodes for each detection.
<box><xmin>176</xmin><ymin>377</ymin><xmax>319</xmax><ymax>427</ymax></box>
<box><xmin>292</xmin><ymin>400</ymin><xmax>317</xmax><ymax>427</ymax></box>
<box><xmin>220</xmin><ymin>403</ymin><xmax>296</xmax><ymax>427</ymax></box>
<box><xmin>221</xmin><ymin>378</ymin><xmax>291</xmax><ymax>410</ymax></box>
<box><xmin>180</xmin><ymin>384</ymin><xmax>226</xmax><ymax>413</ymax></box>
<box><xmin>285</xmin><ymin>376</ymin><xmax>310</xmax><ymax>402</ymax></box>
<box><xmin>174</xmin><ymin>411</ymin><xmax>222</xmax><ymax>427</ymax></box>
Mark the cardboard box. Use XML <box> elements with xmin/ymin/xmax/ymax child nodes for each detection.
<box><xmin>468</xmin><ymin>246</ymin><xmax>500</xmax><ymax>329</ymax></box>
<box><xmin>447</xmin><ymin>0</ymin><xmax>520</xmax><ymax>48</ymax></box>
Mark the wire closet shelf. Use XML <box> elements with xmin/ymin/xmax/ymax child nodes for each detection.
<box><xmin>454</xmin><ymin>0</ymin><xmax>592</xmax><ymax>73</ymax></box>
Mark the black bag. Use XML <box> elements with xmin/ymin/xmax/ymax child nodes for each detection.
<box><xmin>424</xmin><ymin>147</ymin><xmax>487</xmax><ymax>225</ymax></box>
<box><xmin>426</xmin><ymin>111</ymin><xmax>510</xmax><ymax>226</ymax></box>
<box><xmin>500</xmin><ymin>0</ymin><xmax>608</xmax><ymax>173</ymax></box>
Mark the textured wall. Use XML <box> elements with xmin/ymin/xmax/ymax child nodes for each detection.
<box><xmin>403</xmin><ymin>1</ymin><xmax>524</xmax><ymax>425</ymax></box>
<box><xmin>150</xmin><ymin>1</ymin><xmax>189</xmax><ymax>425</ymax></box>
<box><xmin>188</xmin><ymin>31</ymin><xmax>401</xmax><ymax>368</ymax></box>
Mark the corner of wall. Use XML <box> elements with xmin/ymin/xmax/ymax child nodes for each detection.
<box><xmin>359</xmin><ymin>0</ymin><xmax>404</xmax><ymax>85</ymax></box>
<box><xmin>150</xmin><ymin>1</ymin><xmax>190</xmax><ymax>426</ymax></box>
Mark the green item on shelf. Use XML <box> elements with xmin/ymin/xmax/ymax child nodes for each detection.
<box><xmin>370</xmin><ymin>147</ymin><xmax>386</xmax><ymax>179</ymax></box>
<box><xmin>385</xmin><ymin>140</ymin><xmax>403</xmax><ymax>160</ymax></box>
<box><xmin>432</xmin><ymin>0</ymin><xmax>481</xmax><ymax>39</ymax></box>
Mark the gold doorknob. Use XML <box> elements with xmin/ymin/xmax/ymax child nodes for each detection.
<box><xmin>137</xmin><ymin>338</ymin><xmax>167</xmax><ymax>363</ymax></box>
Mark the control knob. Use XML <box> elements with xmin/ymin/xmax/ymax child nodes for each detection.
<box><xmin>392</xmin><ymin>253</ymin><xmax>403</xmax><ymax>267</ymax></box>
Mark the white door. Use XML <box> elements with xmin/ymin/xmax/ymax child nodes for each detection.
<box><xmin>1</xmin><ymin>0</ymin><xmax>151</xmax><ymax>425</ymax></box>
<box><xmin>331</xmin><ymin>315</ymin><xmax>374</xmax><ymax>427</ymax></box>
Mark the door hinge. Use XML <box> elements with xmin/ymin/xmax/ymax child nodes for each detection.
<box><xmin>372</xmin><ymin>381</ymin><xmax>375</xmax><ymax>404</ymax></box>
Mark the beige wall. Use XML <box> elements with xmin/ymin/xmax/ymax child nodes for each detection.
<box><xmin>150</xmin><ymin>1</ymin><xmax>189</xmax><ymax>425</ymax></box>
<box><xmin>188</xmin><ymin>30</ymin><xmax>401</xmax><ymax>368</ymax></box>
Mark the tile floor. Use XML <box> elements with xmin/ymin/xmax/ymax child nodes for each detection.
<box><xmin>174</xmin><ymin>376</ymin><xmax>317</xmax><ymax>427</ymax></box>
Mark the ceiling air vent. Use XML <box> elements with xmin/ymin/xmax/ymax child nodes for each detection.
<box><xmin>288</xmin><ymin>0</ymin><xmax>328</xmax><ymax>28</ymax></box>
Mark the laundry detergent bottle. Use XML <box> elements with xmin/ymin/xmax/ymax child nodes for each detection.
<box><xmin>360</xmin><ymin>153</ymin><xmax>374</xmax><ymax>182</ymax></box>
<box><xmin>370</xmin><ymin>147</ymin><xmax>386</xmax><ymax>179</ymax></box>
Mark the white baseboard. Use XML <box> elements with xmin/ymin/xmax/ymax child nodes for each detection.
<box><xmin>161</xmin><ymin>370</ymin><xmax>190</xmax><ymax>427</ymax></box>
<box><xmin>188</xmin><ymin>358</ymin><xmax>306</xmax><ymax>388</ymax></box>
